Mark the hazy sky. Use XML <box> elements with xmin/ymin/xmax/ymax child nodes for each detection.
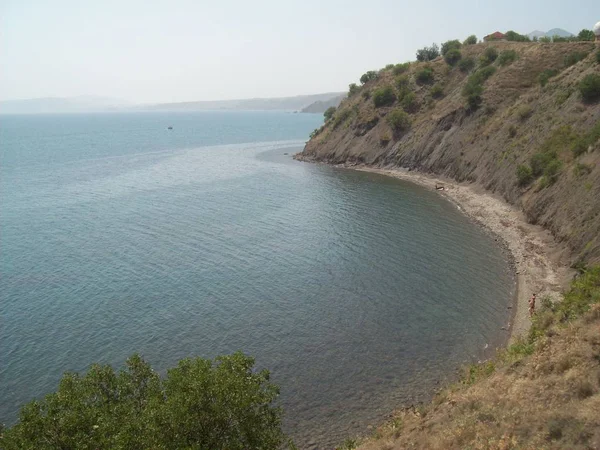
<box><xmin>1</xmin><ymin>0</ymin><xmax>598</xmax><ymax>104</ymax></box>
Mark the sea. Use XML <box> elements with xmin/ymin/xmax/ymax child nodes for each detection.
<box><xmin>0</xmin><ymin>111</ymin><xmax>514</xmax><ymax>448</ymax></box>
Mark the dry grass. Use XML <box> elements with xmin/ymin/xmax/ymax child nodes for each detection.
<box><xmin>353</xmin><ymin>305</ymin><xmax>600</xmax><ymax>450</ymax></box>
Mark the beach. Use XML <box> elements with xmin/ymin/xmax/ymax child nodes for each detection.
<box><xmin>334</xmin><ymin>163</ymin><xmax>572</xmax><ymax>342</ymax></box>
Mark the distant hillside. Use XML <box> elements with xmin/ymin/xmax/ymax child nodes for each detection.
<box><xmin>300</xmin><ymin>94</ymin><xmax>346</xmax><ymax>113</ymax></box>
<box><xmin>527</xmin><ymin>28</ymin><xmax>573</xmax><ymax>39</ymax></box>
<box><xmin>0</xmin><ymin>96</ymin><xmax>130</xmax><ymax>114</ymax></box>
<box><xmin>145</xmin><ymin>93</ymin><xmax>346</xmax><ymax>112</ymax></box>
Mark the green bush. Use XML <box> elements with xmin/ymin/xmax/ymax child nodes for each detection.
<box><xmin>395</xmin><ymin>74</ymin><xmax>410</xmax><ymax>89</ymax></box>
<box><xmin>415</xmin><ymin>66</ymin><xmax>434</xmax><ymax>84</ymax></box>
<box><xmin>401</xmin><ymin>91</ymin><xmax>417</xmax><ymax>112</ymax></box>
<box><xmin>462</xmin><ymin>67</ymin><xmax>496</xmax><ymax>109</ymax></box>
<box><xmin>393</xmin><ymin>63</ymin><xmax>410</xmax><ymax>75</ymax></box>
<box><xmin>530</xmin><ymin>152</ymin><xmax>557</xmax><ymax>177</ymax></box>
<box><xmin>539</xmin><ymin>36</ymin><xmax>552</xmax><ymax>43</ymax></box>
<box><xmin>480</xmin><ymin>46</ymin><xmax>498</xmax><ymax>66</ymax></box>
<box><xmin>463</xmin><ymin>35</ymin><xmax>477</xmax><ymax>45</ymax></box>
<box><xmin>505</xmin><ymin>30</ymin><xmax>530</xmax><ymax>42</ymax></box>
<box><xmin>416</xmin><ymin>44</ymin><xmax>440</xmax><ymax>62</ymax></box>
<box><xmin>517</xmin><ymin>104</ymin><xmax>533</xmax><ymax>120</ymax></box>
<box><xmin>441</xmin><ymin>39</ymin><xmax>462</xmax><ymax>56</ymax></box>
<box><xmin>516</xmin><ymin>164</ymin><xmax>533</xmax><ymax>186</ymax></box>
<box><xmin>543</xmin><ymin>159</ymin><xmax>562</xmax><ymax>183</ymax></box>
<box><xmin>348</xmin><ymin>83</ymin><xmax>360</xmax><ymax>96</ymax></box>
<box><xmin>430</xmin><ymin>83</ymin><xmax>444</xmax><ymax>99</ymax></box>
<box><xmin>324</xmin><ymin>106</ymin><xmax>336</xmax><ymax>121</ymax></box>
<box><xmin>573</xmin><ymin>162</ymin><xmax>593</xmax><ymax>177</ymax></box>
<box><xmin>579</xmin><ymin>74</ymin><xmax>600</xmax><ymax>102</ymax></box>
<box><xmin>564</xmin><ymin>51</ymin><xmax>588</xmax><ymax>67</ymax></box>
<box><xmin>498</xmin><ymin>50</ymin><xmax>518</xmax><ymax>66</ymax></box>
<box><xmin>372</xmin><ymin>86</ymin><xmax>396</xmax><ymax>107</ymax></box>
<box><xmin>386</xmin><ymin>109</ymin><xmax>411</xmax><ymax>133</ymax></box>
<box><xmin>538</xmin><ymin>69</ymin><xmax>559</xmax><ymax>87</ymax></box>
<box><xmin>571</xmin><ymin>121</ymin><xmax>600</xmax><ymax>156</ymax></box>
<box><xmin>577</xmin><ymin>29</ymin><xmax>595</xmax><ymax>41</ymax></box>
<box><xmin>360</xmin><ymin>70</ymin><xmax>379</xmax><ymax>84</ymax></box>
<box><xmin>458</xmin><ymin>57</ymin><xmax>475</xmax><ymax>72</ymax></box>
<box><xmin>332</xmin><ymin>108</ymin><xmax>353</xmax><ymax>129</ymax></box>
<box><xmin>1</xmin><ymin>352</ymin><xmax>286</xmax><ymax>449</ymax></box>
<box><xmin>384</xmin><ymin>63</ymin><xmax>395</xmax><ymax>70</ymax></box>
<box><xmin>444</xmin><ymin>48</ymin><xmax>462</xmax><ymax>66</ymax></box>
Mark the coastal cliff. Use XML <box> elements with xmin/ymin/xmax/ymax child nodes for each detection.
<box><xmin>299</xmin><ymin>41</ymin><xmax>600</xmax><ymax>266</ymax></box>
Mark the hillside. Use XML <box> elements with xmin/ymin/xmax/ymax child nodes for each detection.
<box><xmin>145</xmin><ymin>92</ymin><xmax>345</xmax><ymax>112</ymax></box>
<box><xmin>301</xmin><ymin>94</ymin><xmax>346</xmax><ymax>113</ymax></box>
<box><xmin>299</xmin><ymin>41</ymin><xmax>600</xmax><ymax>266</ymax></box>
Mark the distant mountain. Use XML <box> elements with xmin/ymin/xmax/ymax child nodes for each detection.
<box><xmin>0</xmin><ymin>96</ymin><xmax>131</xmax><ymax>114</ymax></box>
<box><xmin>145</xmin><ymin>92</ymin><xmax>346</xmax><ymax>112</ymax></box>
<box><xmin>300</xmin><ymin>94</ymin><xmax>346</xmax><ymax>114</ymax></box>
<box><xmin>527</xmin><ymin>28</ymin><xmax>573</xmax><ymax>39</ymax></box>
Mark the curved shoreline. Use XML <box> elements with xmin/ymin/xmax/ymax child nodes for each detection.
<box><xmin>297</xmin><ymin>157</ymin><xmax>571</xmax><ymax>342</ymax></box>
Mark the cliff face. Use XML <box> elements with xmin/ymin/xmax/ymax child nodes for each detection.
<box><xmin>300</xmin><ymin>41</ymin><xmax>600</xmax><ymax>264</ymax></box>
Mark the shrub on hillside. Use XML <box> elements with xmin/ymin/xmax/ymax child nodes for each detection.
<box><xmin>578</xmin><ymin>29</ymin><xmax>595</xmax><ymax>41</ymax></box>
<box><xmin>458</xmin><ymin>57</ymin><xmax>475</xmax><ymax>72</ymax></box>
<box><xmin>401</xmin><ymin>91</ymin><xmax>417</xmax><ymax>112</ymax></box>
<box><xmin>324</xmin><ymin>106</ymin><xmax>336</xmax><ymax>121</ymax></box>
<box><xmin>579</xmin><ymin>74</ymin><xmax>600</xmax><ymax>102</ymax></box>
<box><xmin>498</xmin><ymin>50</ymin><xmax>518</xmax><ymax>66</ymax></box>
<box><xmin>516</xmin><ymin>104</ymin><xmax>533</xmax><ymax>120</ymax></box>
<box><xmin>463</xmin><ymin>35</ymin><xmax>477</xmax><ymax>45</ymax></box>
<box><xmin>415</xmin><ymin>66</ymin><xmax>434</xmax><ymax>84</ymax></box>
<box><xmin>416</xmin><ymin>44</ymin><xmax>440</xmax><ymax>62</ymax></box>
<box><xmin>461</xmin><ymin>66</ymin><xmax>497</xmax><ymax>109</ymax></box>
<box><xmin>597</xmin><ymin>49</ymin><xmax>600</xmax><ymax>64</ymax></box>
<box><xmin>332</xmin><ymin>107</ymin><xmax>353</xmax><ymax>129</ymax></box>
<box><xmin>348</xmin><ymin>83</ymin><xmax>360</xmax><ymax>96</ymax></box>
<box><xmin>516</xmin><ymin>164</ymin><xmax>533</xmax><ymax>186</ymax></box>
<box><xmin>1</xmin><ymin>352</ymin><xmax>286</xmax><ymax>449</ymax></box>
<box><xmin>538</xmin><ymin>69</ymin><xmax>559</xmax><ymax>87</ymax></box>
<box><xmin>480</xmin><ymin>46</ymin><xmax>498</xmax><ymax>66</ymax></box>
<box><xmin>505</xmin><ymin>30</ymin><xmax>530</xmax><ymax>42</ymax></box>
<box><xmin>564</xmin><ymin>51</ymin><xmax>589</xmax><ymax>67</ymax></box>
<box><xmin>360</xmin><ymin>70</ymin><xmax>379</xmax><ymax>84</ymax></box>
<box><xmin>393</xmin><ymin>63</ymin><xmax>410</xmax><ymax>75</ymax></box>
<box><xmin>372</xmin><ymin>86</ymin><xmax>396</xmax><ymax>107</ymax></box>
<box><xmin>444</xmin><ymin>48</ymin><xmax>462</xmax><ymax>66</ymax></box>
<box><xmin>441</xmin><ymin>39</ymin><xmax>462</xmax><ymax>56</ymax></box>
<box><xmin>384</xmin><ymin>63</ymin><xmax>395</xmax><ymax>70</ymax></box>
<box><xmin>530</xmin><ymin>152</ymin><xmax>557</xmax><ymax>177</ymax></box>
<box><xmin>539</xmin><ymin>36</ymin><xmax>552</xmax><ymax>43</ymax></box>
<box><xmin>395</xmin><ymin>74</ymin><xmax>410</xmax><ymax>90</ymax></box>
<box><xmin>386</xmin><ymin>109</ymin><xmax>411</xmax><ymax>133</ymax></box>
<box><xmin>430</xmin><ymin>83</ymin><xmax>444</xmax><ymax>99</ymax></box>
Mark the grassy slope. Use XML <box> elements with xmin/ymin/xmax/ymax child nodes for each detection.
<box><xmin>302</xmin><ymin>42</ymin><xmax>600</xmax><ymax>265</ymax></box>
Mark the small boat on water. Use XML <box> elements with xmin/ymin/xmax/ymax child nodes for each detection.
<box><xmin>167</xmin><ymin>126</ymin><xmax>173</xmax><ymax>130</ymax></box>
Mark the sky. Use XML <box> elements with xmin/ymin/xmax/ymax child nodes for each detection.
<box><xmin>1</xmin><ymin>0</ymin><xmax>598</xmax><ymax>104</ymax></box>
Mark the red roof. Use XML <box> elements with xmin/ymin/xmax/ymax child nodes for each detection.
<box><xmin>484</xmin><ymin>31</ymin><xmax>506</xmax><ymax>41</ymax></box>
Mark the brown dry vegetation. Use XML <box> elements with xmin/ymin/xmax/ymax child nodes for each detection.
<box><xmin>301</xmin><ymin>41</ymin><xmax>600</xmax><ymax>265</ymax></box>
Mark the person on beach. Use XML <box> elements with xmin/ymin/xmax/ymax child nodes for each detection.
<box><xmin>529</xmin><ymin>293</ymin><xmax>536</xmax><ymax>317</ymax></box>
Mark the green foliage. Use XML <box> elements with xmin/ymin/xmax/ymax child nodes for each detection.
<box><xmin>323</xmin><ymin>106</ymin><xmax>336</xmax><ymax>121</ymax></box>
<box><xmin>444</xmin><ymin>48</ymin><xmax>462</xmax><ymax>66</ymax></box>
<box><xmin>573</xmin><ymin>162</ymin><xmax>593</xmax><ymax>177</ymax></box>
<box><xmin>564</xmin><ymin>51</ymin><xmax>588</xmax><ymax>67</ymax></box>
<box><xmin>463</xmin><ymin>35</ymin><xmax>477</xmax><ymax>45</ymax></box>
<box><xmin>392</xmin><ymin>63</ymin><xmax>410</xmax><ymax>75</ymax></box>
<box><xmin>395</xmin><ymin>74</ymin><xmax>410</xmax><ymax>90</ymax></box>
<box><xmin>597</xmin><ymin>49</ymin><xmax>600</xmax><ymax>64</ymax></box>
<box><xmin>416</xmin><ymin>43</ymin><xmax>440</xmax><ymax>62</ymax></box>
<box><xmin>348</xmin><ymin>83</ymin><xmax>360</xmax><ymax>96</ymax></box>
<box><xmin>332</xmin><ymin>107</ymin><xmax>353</xmax><ymax>129</ymax></box>
<box><xmin>543</xmin><ymin>159</ymin><xmax>562</xmax><ymax>183</ymax></box>
<box><xmin>372</xmin><ymin>86</ymin><xmax>396</xmax><ymax>108</ymax></box>
<box><xmin>480</xmin><ymin>46</ymin><xmax>498</xmax><ymax>66</ymax></box>
<box><xmin>430</xmin><ymin>83</ymin><xmax>444</xmax><ymax>99</ymax></box>
<box><xmin>516</xmin><ymin>104</ymin><xmax>533</xmax><ymax>120</ymax></box>
<box><xmin>441</xmin><ymin>39</ymin><xmax>462</xmax><ymax>56</ymax></box>
<box><xmin>384</xmin><ymin>63</ymin><xmax>395</xmax><ymax>70</ymax></box>
<box><xmin>386</xmin><ymin>109</ymin><xmax>411</xmax><ymax>133</ymax></box>
<box><xmin>401</xmin><ymin>91</ymin><xmax>417</xmax><ymax>112</ymax></box>
<box><xmin>309</xmin><ymin>128</ymin><xmax>321</xmax><ymax>139</ymax></box>
<box><xmin>539</xmin><ymin>36</ymin><xmax>552</xmax><ymax>43</ymax></box>
<box><xmin>415</xmin><ymin>66</ymin><xmax>434</xmax><ymax>84</ymax></box>
<box><xmin>577</xmin><ymin>29</ymin><xmax>595</xmax><ymax>41</ymax></box>
<box><xmin>360</xmin><ymin>70</ymin><xmax>379</xmax><ymax>84</ymax></box>
<box><xmin>516</xmin><ymin>164</ymin><xmax>533</xmax><ymax>186</ymax></box>
<box><xmin>505</xmin><ymin>30</ymin><xmax>530</xmax><ymax>42</ymax></box>
<box><xmin>578</xmin><ymin>74</ymin><xmax>600</xmax><ymax>102</ymax></box>
<box><xmin>458</xmin><ymin>56</ymin><xmax>475</xmax><ymax>73</ymax></box>
<box><xmin>1</xmin><ymin>352</ymin><xmax>285</xmax><ymax>450</ymax></box>
<box><xmin>462</xmin><ymin>361</ymin><xmax>496</xmax><ymax>386</ymax></box>
<box><xmin>530</xmin><ymin>152</ymin><xmax>556</xmax><ymax>177</ymax></box>
<box><xmin>497</xmin><ymin>50</ymin><xmax>518</xmax><ymax>66</ymax></box>
<box><xmin>462</xmin><ymin>66</ymin><xmax>497</xmax><ymax>109</ymax></box>
<box><xmin>538</xmin><ymin>69</ymin><xmax>559</xmax><ymax>87</ymax></box>
<box><xmin>571</xmin><ymin>121</ymin><xmax>600</xmax><ymax>156</ymax></box>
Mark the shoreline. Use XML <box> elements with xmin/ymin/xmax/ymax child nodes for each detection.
<box><xmin>297</xmin><ymin>157</ymin><xmax>571</xmax><ymax>342</ymax></box>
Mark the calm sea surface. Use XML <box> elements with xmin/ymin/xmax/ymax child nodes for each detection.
<box><xmin>0</xmin><ymin>111</ymin><xmax>514</xmax><ymax>448</ymax></box>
